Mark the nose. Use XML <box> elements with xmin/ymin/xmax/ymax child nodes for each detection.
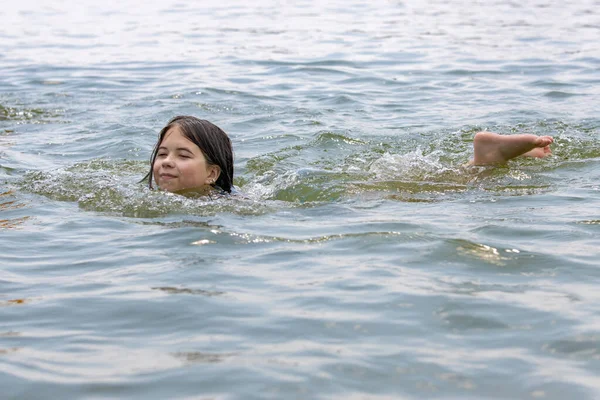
<box><xmin>160</xmin><ymin>153</ymin><xmax>175</xmax><ymax>167</ymax></box>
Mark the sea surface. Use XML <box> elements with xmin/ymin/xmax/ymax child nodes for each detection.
<box><xmin>1</xmin><ymin>0</ymin><xmax>600</xmax><ymax>399</ymax></box>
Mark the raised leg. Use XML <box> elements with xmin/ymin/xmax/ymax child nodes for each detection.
<box><xmin>470</xmin><ymin>131</ymin><xmax>553</xmax><ymax>165</ymax></box>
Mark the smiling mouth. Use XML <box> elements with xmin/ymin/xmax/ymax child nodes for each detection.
<box><xmin>159</xmin><ymin>173</ymin><xmax>177</xmax><ymax>179</ymax></box>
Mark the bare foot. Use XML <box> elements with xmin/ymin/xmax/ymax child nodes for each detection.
<box><xmin>470</xmin><ymin>131</ymin><xmax>554</xmax><ymax>165</ymax></box>
<box><xmin>522</xmin><ymin>145</ymin><xmax>552</xmax><ymax>158</ymax></box>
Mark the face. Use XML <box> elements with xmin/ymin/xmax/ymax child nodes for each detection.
<box><xmin>152</xmin><ymin>126</ymin><xmax>220</xmax><ymax>194</ymax></box>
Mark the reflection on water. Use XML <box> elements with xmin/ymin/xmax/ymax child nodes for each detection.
<box><xmin>0</xmin><ymin>299</ymin><xmax>28</xmax><ymax>306</ymax></box>
<box><xmin>152</xmin><ymin>287</ymin><xmax>224</xmax><ymax>296</ymax></box>
<box><xmin>455</xmin><ymin>240</ymin><xmax>510</xmax><ymax>267</ymax></box>
<box><xmin>0</xmin><ymin>191</ymin><xmax>29</xmax><ymax>229</ymax></box>
<box><xmin>172</xmin><ymin>351</ymin><xmax>235</xmax><ymax>364</ymax></box>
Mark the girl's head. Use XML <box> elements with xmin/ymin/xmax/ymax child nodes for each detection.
<box><xmin>148</xmin><ymin>116</ymin><xmax>234</xmax><ymax>194</ymax></box>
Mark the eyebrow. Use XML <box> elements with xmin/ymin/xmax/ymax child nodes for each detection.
<box><xmin>158</xmin><ymin>146</ymin><xmax>194</xmax><ymax>154</ymax></box>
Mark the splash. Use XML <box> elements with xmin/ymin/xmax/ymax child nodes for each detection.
<box><xmin>368</xmin><ymin>148</ymin><xmax>461</xmax><ymax>182</ymax></box>
<box><xmin>19</xmin><ymin>159</ymin><xmax>270</xmax><ymax>217</ymax></box>
<box><xmin>241</xmin><ymin>126</ymin><xmax>574</xmax><ymax>203</ymax></box>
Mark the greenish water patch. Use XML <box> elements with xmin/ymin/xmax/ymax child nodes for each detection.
<box><xmin>0</xmin><ymin>104</ymin><xmax>64</xmax><ymax>124</ymax></box>
<box><xmin>242</xmin><ymin>124</ymin><xmax>575</xmax><ymax>203</ymax></box>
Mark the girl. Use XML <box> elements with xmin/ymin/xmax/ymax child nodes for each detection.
<box><xmin>146</xmin><ymin>116</ymin><xmax>553</xmax><ymax>195</ymax></box>
<box><xmin>146</xmin><ymin>116</ymin><xmax>234</xmax><ymax>195</ymax></box>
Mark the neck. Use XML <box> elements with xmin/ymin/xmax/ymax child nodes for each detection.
<box><xmin>174</xmin><ymin>184</ymin><xmax>215</xmax><ymax>197</ymax></box>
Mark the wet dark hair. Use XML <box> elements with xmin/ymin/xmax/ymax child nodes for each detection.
<box><xmin>146</xmin><ymin>116</ymin><xmax>234</xmax><ymax>193</ymax></box>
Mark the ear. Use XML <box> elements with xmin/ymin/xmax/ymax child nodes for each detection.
<box><xmin>205</xmin><ymin>164</ymin><xmax>221</xmax><ymax>185</ymax></box>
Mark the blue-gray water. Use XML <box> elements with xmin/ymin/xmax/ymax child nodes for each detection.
<box><xmin>1</xmin><ymin>1</ymin><xmax>600</xmax><ymax>399</ymax></box>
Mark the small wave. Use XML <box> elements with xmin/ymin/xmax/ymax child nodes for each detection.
<box><xmin>543</xmin><ymin>335</ymin><xmax>600</xmax><ymax>359</ymax></box>
<box><xmin>152</xmin><ymin>287</ymin><xmax>224</xmax><ymax>296</ymax></box>
<box><xmin>543</xmin><ymin>91</ymin><xmax>582</xmax><ymax>99</ymax></box>
<box><xmin>172</xmin><ymin>351</ymin><xmax>235</xmax><ymax>364</ymax></box>
<box><xmin>19</xmin><ymin>159</ymin><xmax>271</xmax><ymax>217</ymax></box>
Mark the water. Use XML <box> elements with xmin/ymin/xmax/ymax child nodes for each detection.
<box><xmin>1</xmin><ymin>0</ymin><xmax>600</xmax><ymax>398</ymax></box>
